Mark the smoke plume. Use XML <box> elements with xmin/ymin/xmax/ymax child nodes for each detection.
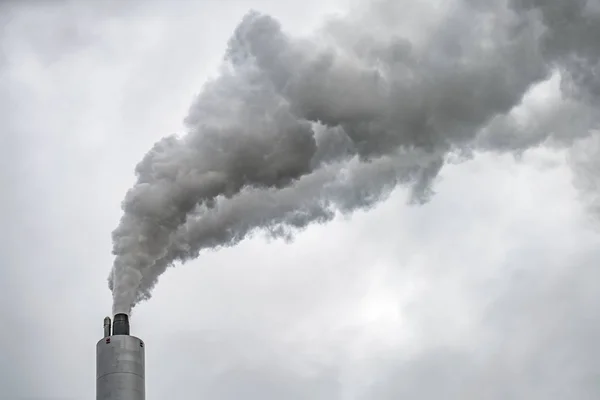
<box><xmin>109</xmin><ymin>0</ymin><xmax>600</xmax><ymax>315</ymax></box>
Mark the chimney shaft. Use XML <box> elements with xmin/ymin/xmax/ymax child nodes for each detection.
<box><xmin>96</xmin><ymin>314</ymin><xmax>146</xmax><ymax>400</ymax></box>
<box><xmin>97</xmin><ymin>315</ymin><xmax>145</xmax><ymax>399</ymax></box>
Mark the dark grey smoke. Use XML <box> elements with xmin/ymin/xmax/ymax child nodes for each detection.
<box><xmin>109</xmin><ymin>0</ymin><xmax>600</xmax><ymax>314</ymax></box>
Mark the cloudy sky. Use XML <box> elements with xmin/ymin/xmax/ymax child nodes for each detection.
<box><xmin>2</xmin><ymin>0</ymin><xmax>600</xmax><ymax>399</ymax></box>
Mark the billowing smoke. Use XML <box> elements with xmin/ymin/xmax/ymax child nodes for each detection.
<box><xmin>109</xmin><ymin>0</ymin><xmax>600</xmax><ymax>315</ymax></box>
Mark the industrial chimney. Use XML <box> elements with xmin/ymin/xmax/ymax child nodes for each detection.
<box><xmin>96</xmin><ymin>314</ymin><xmax>145</xmax><ymax>400</ymax></box>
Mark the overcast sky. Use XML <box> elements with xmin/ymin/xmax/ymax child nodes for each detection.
<box><xmin>2</xmin><ymin>0</ymin><xmax>600</xmax><ymax>399</ymax></box>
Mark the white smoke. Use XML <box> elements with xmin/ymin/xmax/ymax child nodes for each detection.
<box><xmin>109</xmin><ymin>0</ymin><xmax>600</xmax><ymax>314</ymax></box>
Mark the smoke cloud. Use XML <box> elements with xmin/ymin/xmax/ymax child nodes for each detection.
<box><xmin>109</xmin><ymin>0</ymin><xmax>600</xmax><ymax>314</ymax></box>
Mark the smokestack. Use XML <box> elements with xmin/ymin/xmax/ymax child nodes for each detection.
<box><xmin>112</xmin><ymin>313</ymin><xmax>130</xmax><ymax>335</ymax></box>
<box><xmin>103</xmin><ymin>316</ymin><xmax>111</xmax><ymax>337</ymax></box>
<box><xmin>97</xmin><ymin>315</ymin><xmax>145</xmax><ymax>400</ymax></box>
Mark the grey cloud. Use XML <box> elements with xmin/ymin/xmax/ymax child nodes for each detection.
<box><xmin>4</xmin><ymin>0</ymin><xmax>600</xmax><ymax>399</ymax></box>
<box><xmin>110</xmin><ymin>0</ymin><xmax>600</xmax><ymax>314</ymax></box>
<box><xmin>509</xmin><ymin>0</ymin><xmax>600</xmax><ymax>104</ymax></box>
<box><xmin>569</xmin><ymin>132</ymin><xmax>600</xmax><ymax>220</ymax></box>
<box><xmin>156</xmin><ymin>332</ymin><xmax>342</xmax><ymax>400</ymax></box>
<box><xmin>363</xmin><ymin>247</ymin><xmax>600</xmax><ymax>400</ymax></box>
